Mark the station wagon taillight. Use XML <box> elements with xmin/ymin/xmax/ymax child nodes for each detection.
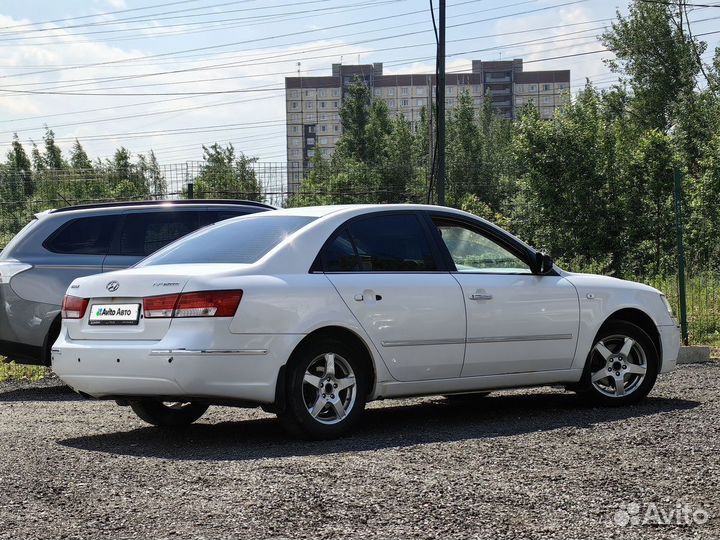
<box><xmin>143</xmin><ymin>290</ymin><xmax>242</xmax><ymax>319</ymax></box>
<box><xmin>61</xmin><ymin>295</ymin><xmax>89</xmax><ymax>319</ymax></box>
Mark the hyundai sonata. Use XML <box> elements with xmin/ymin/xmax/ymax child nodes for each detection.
<box><xmin>52</xmin><ymin>205</ymin><xmax>680</xmax><ymax>439</ymax></box>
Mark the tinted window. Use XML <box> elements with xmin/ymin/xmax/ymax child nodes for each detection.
<box><xmin>328</xmin><ymin>214</ymin><xmax>436</xmax><ymax>272</ymax></box>
<box><xmin>434</xmin><ymin>220</ymin><xmax>531</xmax><ymax>273</ymax></box>
<box><xmin>138</xmin><ymin>215</ymin><xmax>316</xmax><ymax>266</ymax></box>
<box><xmin>118</xmin><ymin>211</ymin><xmax>200</xmax><ymax>256</ymax></box>
<box><xmin>322</xmin><ymin>230</ymin><xmax>358</xmax><ymax>271</ymax></box>
<box><xmin>207</xmin><ymin>209</ymin><xmax>255</xmax><ymax>224</ymax></box>
<box><xmin>44</xmin><ymin>215</ymin><xmax>119</xmax><ymax>255</ymax></box>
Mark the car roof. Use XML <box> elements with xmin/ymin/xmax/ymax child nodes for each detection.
<box><xmin>268</xmin><ymin>203</ymin><xmax>460</xmax><ymax>218</ymax></box>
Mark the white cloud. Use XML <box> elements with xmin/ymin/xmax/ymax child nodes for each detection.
<box><xmin>105</xmin><ymin>0</ymin><xmax>127</xmax><ymax>9</ymax></box>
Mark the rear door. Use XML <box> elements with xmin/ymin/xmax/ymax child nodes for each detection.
<box><xmin>102</xmin><ymin>210</ymin><xmax>202</xmax><ymax>271</ymax></box>
<box><xmin>321</xmin><ymin>211</ymin><xmax>466</xmax><ymax>382</ymax></box>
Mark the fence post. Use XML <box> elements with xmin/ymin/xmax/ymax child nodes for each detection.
<box><xmin>673</xmin><ymin>167</ymin><xmax>689</xmax><ymax>345</ymax></box>
<box><xmin>187</xmin><ymin>182</ymin><xmax>194</xmax><ymax>199</ymax></box>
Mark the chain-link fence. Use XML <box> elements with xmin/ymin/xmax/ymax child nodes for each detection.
<box><xmin>0</xmin><ymin>161</ymin><xmax>717</xmax><ymax>345</ymax></box>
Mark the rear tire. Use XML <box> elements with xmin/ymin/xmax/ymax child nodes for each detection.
<box><xmin>278</xmin><ymin>338</ymin><xmax>368</xmax><ymax>440</ymax></box>
<box><xmin>130</xmin><ymin>400</ymin><xmax>209</xmax><ymax>427</ymax></box>
<box><xmin>576</xmin><ymin>321</ymin><xmax>658</xmax><ymax>406</ymax></box>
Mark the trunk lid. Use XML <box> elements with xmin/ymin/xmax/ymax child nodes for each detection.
<box><xmin>66</xmin><ymin>264</ymin><xmax>245</xmax><ymax>340</ymax></box>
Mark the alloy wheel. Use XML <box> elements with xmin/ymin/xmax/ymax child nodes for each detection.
<box><xmin>302</xmin><ymin>352</ymin><xmax>357</xmax><ymax>425</ymax></box>
<box><xmin>590</xmin><ymin>334</ymin><xmax>648</xmax><ymax>398</ymax></box>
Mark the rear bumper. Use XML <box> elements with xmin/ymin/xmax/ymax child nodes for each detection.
<box><xmin>51</xmin><ymin>322</ymin><xmax>304</xmax><ymax>404</ymax></box>
<box><xmin>659</xmin><ymin>324</ymin><xmax>680</xmax><ymax>373</ymax></box>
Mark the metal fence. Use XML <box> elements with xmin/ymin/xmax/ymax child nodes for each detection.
<box><xmin>0</xmin><ymin>161</ymin><xmax>718</xmax><ymax>345</ymax></box>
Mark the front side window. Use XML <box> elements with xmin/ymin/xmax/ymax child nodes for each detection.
<box><xmin>44</xmin><ymin>215</ymin><xmax>119</xmax><ymax>255</ymax></box>
<box><xmin>322</xmin><ymin>214</ymin><xmax>436</xmax><ymax>272</ymax></box>
<box><xmin>434</xmin><ymin>220</ymin><xmax>530</xmax><ymax>274</ymax></box>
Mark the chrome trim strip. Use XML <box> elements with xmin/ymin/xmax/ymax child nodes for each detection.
<box><xmin>382</xmin><ymin>334</ymin><xmax>573</xmax><ymax>347</ymax></box>
<box><xmin>381</xmin><ymin>338</ymin><xmax>466</xmax><ymax>347</ymax></box>
<box><xmin>150</xmin><ymin>349</ymin><xmax>268</xmax><ymax>356</ymax></box>
<box><xmin>466</xmin><ymin>334</ymin><xmax>573</xmax><ymax>344</ymax></box>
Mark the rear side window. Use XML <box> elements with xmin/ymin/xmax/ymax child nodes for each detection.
<box><xmin>118</xmin><ymin>211</ymin><xmax>200</xmax><ymax>256</ymax></box>
<box><xmin>44</xmin><ymin>215</ymin><xmax>119</xmax><ymax>255</ymax></box>
<box><xmin>323</xmin><ymin>214</ymin><xmax>437</xmax><ymax>272</ymax></box>
<box><xmin>138</xmin><ymin>215</ymin><xmax>316</xmax><ymax>266</ymax></box>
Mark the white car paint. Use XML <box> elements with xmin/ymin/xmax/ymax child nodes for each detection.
<box><xmin>51</xmin><ymin>204</ymin><xmax>680</xmax><ymax>406</ymax></box>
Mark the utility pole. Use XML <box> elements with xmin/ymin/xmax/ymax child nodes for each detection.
<box><xmin>437</xmin><ymin>0</ymin><xmax>446</xmax><ymax>206</ymax></box>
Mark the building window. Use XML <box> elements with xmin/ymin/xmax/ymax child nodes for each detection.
<box><xmin>332</xmin><ymin>101</ymin><xmax>338</xmax><ymax>108</ymax></box>
<box><xmin>291</xmin><ymin>101</ymin><xmax>299</xmax><ymax>109</ymax></box>
<box><xmin>474</xmin><ymin>97</ymin><xmax>481</xmax><ymax>105</ymax></box>
<box><xmin>319</xmin><ymin>89</ymin><xmax>326</xmax><ymax>97</ymax></box>
<box><xmin>446</xmin><ymin>99</ymin><xmax>455</xmax><ymax>107</ymax></box>
<box><xmin>543</xmin><ymin>84</ymin><xmax>551</xmax><ymax>91</ymax></box>
<box><xmin>319</xmin><ymin>113</ymin><xmax>327</xmax><ymax>121</ymax></box>
<box><xmin>529</xmin><ymin>85</ymin><xmax>537</xmax><ymax>91</ymax></box>
<box><xmin>320</xmin><ymin>101</ymin><xmax>326</xmax><ymax>108</ymax></box>
<box><xmin>292</xmin><ymin>139</ymin><xmax>301</xmax><ymax>147</ymax></box>
<box><xmin>374</xmin><ymin>88</ymin><xmax>383</xmax><ymax>96</ymax></box>
<box><xmin>558</xmin><ymin>83</ymin><xmax>566</xmax><ymax>90</ymax></box>
<box><xmin>416</xmin><ymin>99</ymin><xmax>424</xmax><ymax>106</ymax></box>
<box><xmin>388</xmin><ymin>88</ymin><xmax>395</xmax><ymax>96</ymax></box>
<box><xmin>307</xmin><ymin>149</ymin><xmax>315</xmax><ymax>157</ymax></box>
<box><xmin>388</xmin><ymin>99</ymin><xmax>396</xmax><ymax>107</ymax></box>
<box><xmin>447</xmin><ymin>86</ymin><xmax>454</xmax><ymax>95</ymax></box>
<box><xmin>304</xmin><ymin>89</ymin><xmax>311</xmax><ymax>97</ymax></box>
<box><xmin>401</xmin><ymin>87</ymin><xmax>409</xmax><ymax>95</ymax></box>
<box><xmin>401</xmin><ymin>99</ymin><xmax>409</xmax><ymax>106</ymax></box>
<box><xmin>334</xmin><ymin>125</ymin><xmax>340</xmax><ymax>132</ymax></box>
<box><xmin>543</xmin><ymin>96</ymin><xmax>551</xmax><ymax>104</ymax></box>
<box><xmin>515</xmin><ymin>97</ymin><xmax>523</xmax><ymax>106</ymax></box>
<box><xmin>320</xmin><ymin>137</ymin><xmax>328</xmax><ymax>145</ymax></box>
<box><xmin>473</xmin><ymin>85</ymin><xmax>481</xmax><ymax>93</ymax></box>
<box><xmin>291</xmin><ymin>125</ymin><xmax>299</xmax><ymax>133</ymax></box>
<box><xmin>306</xmin><ymin>101</ymin><xmax>314</xmax><ymax>110</ymax></box>
<box><xmin>291</xmin><ymin>149</ymin><xmax>301</xmax><ymax>157</ymax></box>
<box><xmin>332</xmin><ymin>88</ymin><xmax>340</xmax><ymax>96</ymax></box>
<box><xmin>415</xmin><ymin>87</ymin><xmax>425</xmax><ymax>96</ymax></box>
<box><xmin>307</xmin><ymin>137</ymin><xmax>315</xmax><ymax>146</ymax></box>
<box><xmin>307</xmin><ymin>125</ymin><xmax>315</xmax><ymax>133</ymax></box>
<box><xmin>319</xmin><ymin>125</ymin><xmax>326</xmax><ymax>132</ymax></box>
<box><xmin>290</xmin><ymin>90</ymin><xmax>299</xmax><ymax>99</ymax></box>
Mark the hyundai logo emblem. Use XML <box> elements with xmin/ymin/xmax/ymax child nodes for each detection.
<box><xmin>106</xmin><ymin>281</ymin><xmax>120</xmax><ymax>293</ymax></box>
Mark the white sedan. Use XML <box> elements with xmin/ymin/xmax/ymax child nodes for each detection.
<box><xmin>52</xmin><ymin>205</ymin><xmax>680</xmax><ymax>439</ymax></box>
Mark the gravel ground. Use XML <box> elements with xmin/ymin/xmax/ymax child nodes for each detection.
<box><xmin>0</xmin><ymin>363</ymin><xmax>718</xmax><ymax>540</ymax></box>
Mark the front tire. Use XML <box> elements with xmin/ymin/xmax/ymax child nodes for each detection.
<box><xmin>577</xmin><ymin>321</ymin><xmax>659</xmax><ymax>405</ymax></box>
<box><xmin>278</xmin><ymin>338</ymin><xmax>368</xmax><ymax>440</ymax></box>
<box><xmin>130</xmin><ymin>400</ymin><xmax>209</xmax><ymax>427</ymax></box>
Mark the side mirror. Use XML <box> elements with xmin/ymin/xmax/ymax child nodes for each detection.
<box><xmin>534</xmin><ymin>252</ymin><xmax>554</xmax><ymax>275</ymax></box>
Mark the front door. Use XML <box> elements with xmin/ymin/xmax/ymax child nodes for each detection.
<box><xmin>321</xmin><ymin>212</ymin><xmax>466</xmax><ymax>382</ymax></box>
<box><xmin>430</xmin><ymin>216</ymin><xmax>580</xmax><ymax>377</ymax></box>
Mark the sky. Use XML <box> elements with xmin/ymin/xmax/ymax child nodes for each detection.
<box><xmin>0</xmin><ymin>0</ymin><xmax>717</xmax><ymax>165</ymax></box>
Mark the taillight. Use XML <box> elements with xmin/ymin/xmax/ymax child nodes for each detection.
<box><xmin>174</xmin><ymin>291</ymin><xmax>242</xmax><ymax>317</ymax></box>
<box><xmin>143</xmin><ymin>294</ymin><xmax>179</xmax><ymax>318</ymax></box>
<box><xmin>61</xmin><ymin>295</ymin><xmax>89</xmax><ymax>319</ymax></box>
<box><xmin>143</xmin><ymin>290</ymin><xmax>242</xmax><ymax>319</ymax></box>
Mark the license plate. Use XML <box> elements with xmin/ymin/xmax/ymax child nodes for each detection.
<box><xmin>89</xmin><ymin>303</ymin><xmax>140</xmax><ymax>325</ymax></box>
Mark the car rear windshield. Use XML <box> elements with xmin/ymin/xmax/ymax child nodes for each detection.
<box><xmin>137</xmin><ymin>215</ymin><xmax>316</xmax><ymax>266</ymax></box>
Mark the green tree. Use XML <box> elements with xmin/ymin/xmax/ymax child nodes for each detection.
<box><xmin>192</xmin><ymin>143</ymin><xmax>263</xmax><ymax>202</ymax></box>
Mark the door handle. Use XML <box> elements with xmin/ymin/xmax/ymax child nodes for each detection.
<box><xmin>469</xmin><ymin>293</ymin><xmax>493</xmax><ymax>301</ymax></box>
<box><xmin>354</xmin><ymin>293</ymin><xmax>382</xmax><ymax>302</ymax></box>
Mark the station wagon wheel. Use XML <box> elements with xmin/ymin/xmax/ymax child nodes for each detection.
<box><xmin>578</xmin><ymin>321</ymin><xmax>658</xmax><ymax>405</ymax></box>
<box><xmin>129</xmin><ymin>400</ymin><xmax>209</xmax><ymax>427</ymax></box>
<box><xmin>279</xmin><ymin>337</ymin><xmax>368</xmax><ymax>439</ymax></box>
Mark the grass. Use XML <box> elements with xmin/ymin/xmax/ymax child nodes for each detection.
<box><xmin>0</xmin><ymin>359</ymin><xmax>47</xmax><ymax>383</ymax></box>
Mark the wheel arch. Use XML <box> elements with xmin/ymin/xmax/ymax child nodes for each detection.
<box><xmin>273</xmin><ymin>325</ymin><xmax>378</xmax><ymax>410</ymax></box>
<box><xmin>42</xmin><ymin>314</ymin><xmax>62</xmax><ymax>367</ymax></box>
<box><xmin>597</xmin><ymin>308</ymin><xmax>663</xmax><ymax>370</ymax></box>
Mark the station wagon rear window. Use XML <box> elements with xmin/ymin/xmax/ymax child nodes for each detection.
<box><xmin>138</xmin><ymin>215</ymin><xmax>316</xmax><ymax>266</ymax></box>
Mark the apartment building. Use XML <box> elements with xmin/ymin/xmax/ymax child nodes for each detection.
<box><xmin>285</xmin><ymin>60</ymin><xmax>570</xmax><ymax>179</ymax></box>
